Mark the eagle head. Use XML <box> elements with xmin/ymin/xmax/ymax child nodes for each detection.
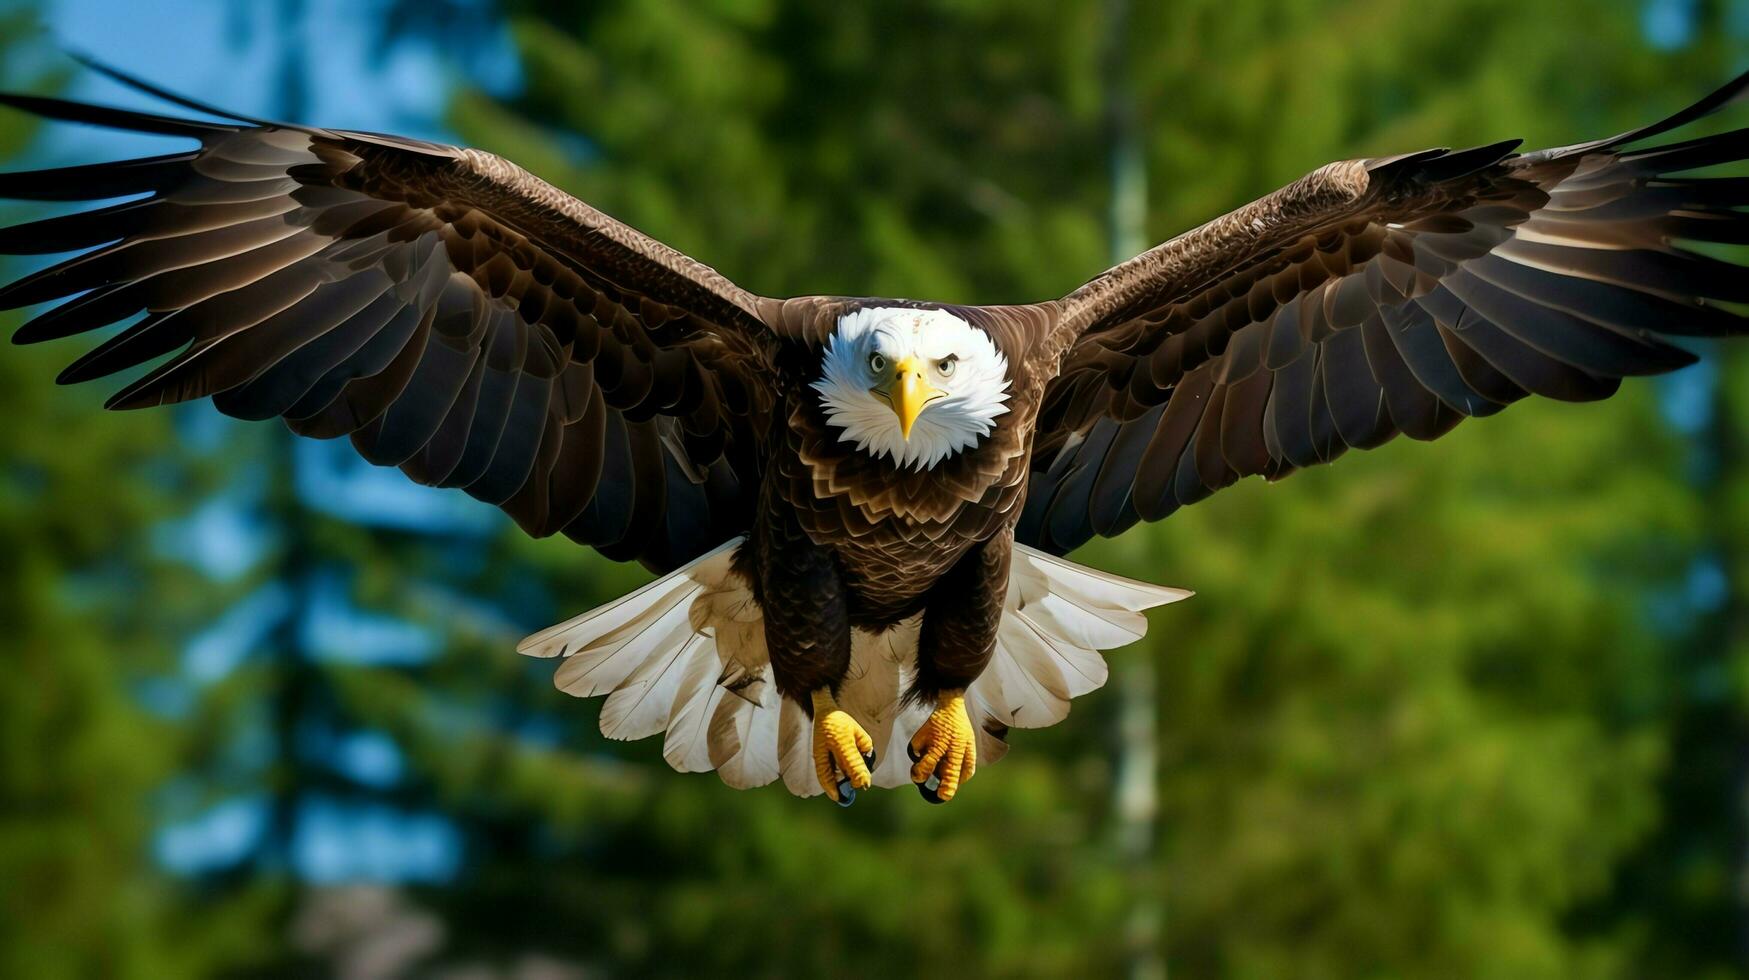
<box><xmin>812</xmin><ymin>307</ymin><xmax>1011</xmax><ymax>470</ymax></box>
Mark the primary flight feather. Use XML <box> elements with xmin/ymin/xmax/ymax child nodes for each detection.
<box><xmin>5</xmin><ymin>61</ymin><xmax>1748</xmax><ymax>804</ymax></box>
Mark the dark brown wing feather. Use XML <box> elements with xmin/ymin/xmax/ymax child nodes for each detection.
<box><xmin>0</xmin><ymin>79</ymin><xmax>779</xmax><ymax>573</ymax></box>
<box><xmin>1022</xmin><ymin>72</ymin><xmax>1749</xmax><ymax>555</ymax></box>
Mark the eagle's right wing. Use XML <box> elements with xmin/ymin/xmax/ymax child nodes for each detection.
<box><xmin>0</xmin><ymin>68</ymin><xmax>778</xmax><ymax>572</ymax></box>
<box><xmin>1022</xmin><ymin>71</ymin><xmax>1749</xmax><ymax>555</ymax></box>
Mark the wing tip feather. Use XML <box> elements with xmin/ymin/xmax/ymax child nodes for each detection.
<box><xmin>63</xmin><ymin>50</ymin><xmax>277</xmax><ymax>128</ymax></box>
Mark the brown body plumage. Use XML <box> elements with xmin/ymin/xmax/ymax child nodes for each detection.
<box><xmin>7</xmin><ymin>60</ymin><xmax>1749</xmax><ymax>801</ymax></box>
<box><xmin>753</xmin><ymin>301</ymin><xmax>1053</xmax><ymax>701</ymax></box>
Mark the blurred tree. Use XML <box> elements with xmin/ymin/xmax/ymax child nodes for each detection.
<box><xmin>1100</xmin><ymin>1</ymin><xmax>1166</xmax><ymax>977</ymax></box>
<box><xmin>151</xmin><ymin>4</ymin><xmax>539</xmax><ymax>975</ymax></box>
<box><xmin>0</xmin><ymin>306</ymin><xmax>243</xmax><ymax>980</ymax></box>
<box><xmin>0</xmin><ymin>10</ymin><xmax>271</xmax><ymax>975</ymax></box>
<box><xmin>1560</xmin><ymin>11</ymin><xmax>1749</xmax><ymax>980</ymax></box>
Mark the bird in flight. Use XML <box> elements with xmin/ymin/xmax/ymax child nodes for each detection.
<box><xmin>4</xmin><ymin>62</ymin><xmax>1746</xmax><ymax>805</ymax></box>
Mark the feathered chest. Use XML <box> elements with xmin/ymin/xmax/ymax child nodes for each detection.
<box><xmin>750</xmin><ymin>302</ymin><xmax>1058</xmax><ymax>595</ymax></box>
<box><xmin>770</xmin><ymin>350</ymin><xmax>1044</xmax><ymax>544</ymax></box>
<box><xmin>770</xmin><ymin>380</ymin><xmax>1036</xmax><ymax>617</ymax></box>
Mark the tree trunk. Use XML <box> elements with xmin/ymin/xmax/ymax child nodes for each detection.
<box><xmin>1102</xmin><ymin>1</ymin><xmax>1162</xmax><ymax>977</ymax></box>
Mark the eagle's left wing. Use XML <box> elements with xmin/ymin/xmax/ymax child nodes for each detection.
<box><xmin>0</xmin><ymin>69</ymin><xmax>782</xmax><ymax>573</ymax></box>
<box><xmin>1021</xmin><ymin>72</ymin><xmax>1749</xmax><ymax>555</ymax></box>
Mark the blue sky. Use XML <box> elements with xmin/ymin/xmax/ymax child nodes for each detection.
<box><xmin>40</xmin><ymin>0</ymin><xmax>517</xmax><ymax>135</ymax></box>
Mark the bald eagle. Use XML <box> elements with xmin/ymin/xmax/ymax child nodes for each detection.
<box><xmin>5</xmin><ymin>63</ymin><xmax>1748</xmax><ymax>805</ymax></box>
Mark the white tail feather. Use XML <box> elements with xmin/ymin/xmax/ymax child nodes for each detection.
<box><xmin>663</xmin><ymin>639</ymin><xmax>728</xmax><ymax>772</ymax></box>
<box><xmin>707</xmin><ymin>685</ymin><xmax>781</xmax><ymax>788</ymax></box>
<box><xmin>777</xmin><ymin>698</ymin><xmax>816</xmax><ymax>796</ymax></box>
<box><xmin>519</xmin><ymin>538</ymin><xmax>1191</xmax><ymax>797</ymax></box>
<box><xmin>836</xmin><ymin>621</ymin><xmax>930</xmax><ymax>789</ymax></box>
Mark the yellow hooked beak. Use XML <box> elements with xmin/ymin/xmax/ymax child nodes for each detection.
<box><xmin>873</xmin><ymin>356</ymin><xmax>944</xmax><ymax>440</ymax></box>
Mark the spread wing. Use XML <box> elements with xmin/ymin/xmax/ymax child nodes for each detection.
<box><xmin>1021</xmin><ymin>72</ymin><xmax>1749</xmax><ymax>555</ymax></box>
<box><xmin>0</xmin><ymin>72</ymin><xmax>777</xmax><ymax>573</ymax></box>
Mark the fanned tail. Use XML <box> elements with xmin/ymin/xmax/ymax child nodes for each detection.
<box><xmin>519</xmin><ymin>538</ymin><xmax>1191</xmax><ymax>797</ymax></box>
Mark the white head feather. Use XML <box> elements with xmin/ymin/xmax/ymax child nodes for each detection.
<box><xmin>812</xmin><ymin>307</ymin><xmax>1011</xmax><ymax>471</ymax></box>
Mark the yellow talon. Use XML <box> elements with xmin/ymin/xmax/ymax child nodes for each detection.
<box><xmin>908</xmin><ymin>689</ymin><xmax>976</xmax><ymax>803</ymax></box>
<box><xmin>811</xmin><ymin>689</ymin><xmax>875</xmax><ymax>803</ymax></box>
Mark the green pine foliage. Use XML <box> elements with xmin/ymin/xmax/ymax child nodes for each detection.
<box><xmin>0</xmin><ymin>100</ymin><xmax>264</xmax><ymax>980</ymax></box>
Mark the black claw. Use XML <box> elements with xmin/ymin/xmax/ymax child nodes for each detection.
<box><xmin>862</xmin><ymin>750</ymin><xmax>877</xmax><ymax>771</ymax></box>
<box><xmin>916</xmin><ymin>773</ymin><xmax>945</xmax><ymax>805</ymax></box>
<box><xmin>907</xmin><ymin>742</ymin><xmax>922</xmax><ymax>763</ymax></box>
<box><xmin>835</xmin><ymin>778</ymin><xmax>856</xmax><ymax>807</ymax></box>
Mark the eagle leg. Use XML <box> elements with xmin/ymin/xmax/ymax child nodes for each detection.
<box><xmin>907</xmin><ymin>689</ymin><xmax>976</xmax><ymax>804</ymax></box>
<box><xmin>810</xmin><ymin>689</ymin><xmax>875</xmax><ymax>805</ymax></box>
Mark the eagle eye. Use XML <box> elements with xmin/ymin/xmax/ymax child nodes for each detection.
<box><xmin>937</xmin><ymin>355</ymin><xmax>957</xmax><ymax>378</ymax></box>
<box><xmin>868</xmin><ymin>352</ymin><xmax>886</xmax><ymax>375</ymax></box>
